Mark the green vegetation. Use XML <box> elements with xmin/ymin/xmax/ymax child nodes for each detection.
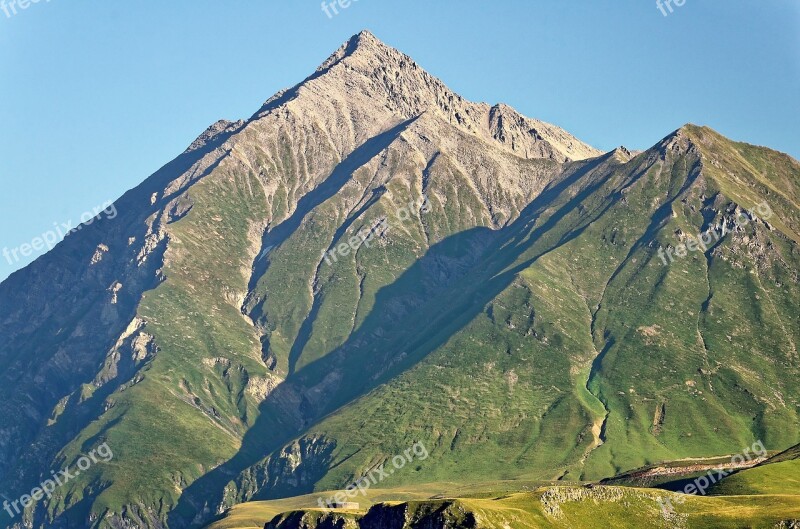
<box><xmin>710</xmin><ymin>443</ymin><xmax>800</xmax><ymax>496</ymax></box>
<box><xmin>207</xmin><ymin>478</ymin><xmax>800</xmax><ymax>529</ymax></box>
<box><xmin>6</xmin><ymin>121</ymin><xmax>795</xmax><ymax>529</ymax></box>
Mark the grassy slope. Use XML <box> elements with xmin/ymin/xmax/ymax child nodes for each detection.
<box><xmin>206</xmin><ymin>482</ymin><xmax>800</xmax><ymax>529</ymax></box>
<box><xmin>226</xmin><ymin>127</ymin><xmax>799</xmax><ymax>509</ymax></box>
<box><xmin>39</xmin><ymin>144</ymin><xmax>277</xmax><ymax>523</ymax></box>
<box><xmin>710</xmin><ymin>443</ymin><xmax>800</xmax><ymax>496</ymax></box>
<box><xmin>229</xmin><ymin>151</ymin><xmax>630</xmax><ymax>497</ymax></box>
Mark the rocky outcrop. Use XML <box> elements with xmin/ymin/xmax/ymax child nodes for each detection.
<box><xmin>265</xmin><ymin>501</ymin><xmax>477</xmax><ymax>529</ymax></box>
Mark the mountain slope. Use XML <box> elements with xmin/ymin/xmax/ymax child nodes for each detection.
<box><xmin>201</xmin><ymin>124</ymin><xmax>799</xmax><ymax>518</ymax></box>
<box><xmin>0</xmin><ymin>31</ymin><xmax>797</xmax><ymax>529</ymax></box>
<box><xmin>709</xmin><ymin>442</ymin><xmax>800</xmax><ymax>496</ymax></box>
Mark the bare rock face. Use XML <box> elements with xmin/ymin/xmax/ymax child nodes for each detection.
<box><xmin>277</xmin><ymin>30</ymin><xmax>600</xmax><ymax>164</ymax></box>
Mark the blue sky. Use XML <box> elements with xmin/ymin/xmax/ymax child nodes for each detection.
<box><xmin>1</xmin><ymin>0</ymin><xmax>798</xmax><ymax>282</ymax></box>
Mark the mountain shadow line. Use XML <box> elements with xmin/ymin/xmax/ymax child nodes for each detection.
<box><xmin>168</xmin><ymin>150</ymin><xmax>635</xmax><ymax>528</ymax></box>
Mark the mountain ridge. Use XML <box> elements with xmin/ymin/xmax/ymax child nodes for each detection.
<box><xmin>253</xmin><ymin>29</ymin><xmax>602</xmax><ymax>164</ymax></box>
<box><xmin>0</xmin><ymin>31</ymin><xmax>797</xmax><ymax>529</ymax></box>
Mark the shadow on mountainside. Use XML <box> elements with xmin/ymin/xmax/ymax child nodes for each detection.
<box><xmin>245</xmin><ymin>116</ymin><xmax>419</xmax><ymax>322</ymax></box>
<box><xmin>167</xmin><ymin>149</ymin><xmax>641</xmax><ymax>528</ymax></box>
<box><xmin>0</xmin><ymin>121</ymin><xmax>247</xmax><ymax>527</ymax></box>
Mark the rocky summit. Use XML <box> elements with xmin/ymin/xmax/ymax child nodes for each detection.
<box><xmin>0</xmin><ymin>30</ymin><xmax>798</xmax><ymax>529</ymax></box>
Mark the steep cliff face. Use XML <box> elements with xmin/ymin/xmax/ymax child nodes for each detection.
<box><xmin>0</xmin><ymin>31</ymin><xmax>798</xmax><ymax>529</ymax></box>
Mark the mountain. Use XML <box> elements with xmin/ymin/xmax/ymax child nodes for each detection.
<box><xmin>0</xmin><ymin>30</ymin><xmax>798</xmax><ymax>529</ymax></box>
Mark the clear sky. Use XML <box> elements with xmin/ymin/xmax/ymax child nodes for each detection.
<box><xmin>1</xmin><ymin>0</ymin><xmax>798</xmax><ymax>282</ymax></box>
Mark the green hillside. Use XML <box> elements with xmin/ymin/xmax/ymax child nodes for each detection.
<box><xmin>203</xmin><ymin>125</ymin><xmax>800</xmax><ymax>510</ymax></box>
<box><xmin>710</xmin><ymin>443</ymin><xmax>800</xmax><ymax>496</ymax></box>
<box><xmin>206</xmin><ymin>482</ymin><xmax>800</xmax><ymax>529</ymax></box>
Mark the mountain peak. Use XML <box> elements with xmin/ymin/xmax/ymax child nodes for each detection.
<box><xmin>351</xmin><ymin>29</ymin><xmax>379</xmax><ymax>45</ymax></box>
<box><xmin>305</xmin><ymin>31</ymin><xmax>602</xmax><ymax>162</ymax></box>
<box><xmin>340</xmin><ymin>29</ymin><xmax>383</xmax><ymax>57</ymax></box>
<box><xmin>317</xmin><ymin>29</ymin><xmax>404</xmax><ymax>73</ymax></box>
